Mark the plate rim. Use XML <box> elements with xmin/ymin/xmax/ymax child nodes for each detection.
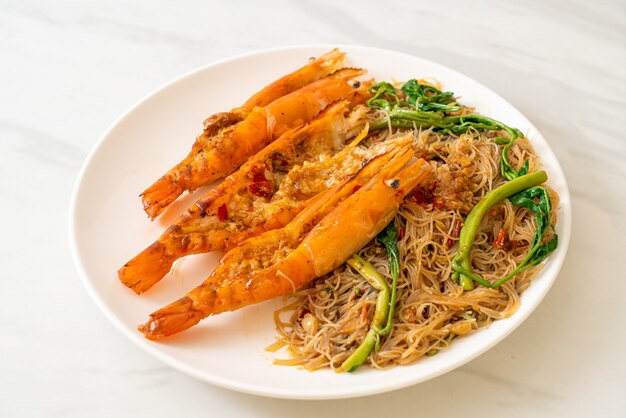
<box><xmin>69</xmin><ymin>44</ymin><xmax>572</xmax><ymax>399</ymax></box>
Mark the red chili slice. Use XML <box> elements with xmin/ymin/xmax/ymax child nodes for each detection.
<box><xmin>247</xmin><ymin>163</ymin><xmax>274</xmax><ymax>198</ymax></box>
<box><xmin>248</xmin><ymin>164</ymin><xmax>267</xmax><ymax>182</ymax></box>
<box><xmin>493</xmin><ymin>229</ymin><xmax>511</xmax><ymax>251</ymax></box>
<box><xmin>217</xmin><ymin>203</ymin><xmax>228</xmax><ymax>221</ymax></box>
<box><xmin>248</xmin><ymin>182</ymin><xmax>273</xmax><ymax>198</ymax></box>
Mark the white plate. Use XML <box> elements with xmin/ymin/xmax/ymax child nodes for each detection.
<box><xmin>69</xmin><ymin>45</ymin><xmax>571</xmax><ymax>399</ymax></box>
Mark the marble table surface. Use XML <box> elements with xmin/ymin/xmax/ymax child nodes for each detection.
<box><xmin>1</xmin><ymin>1</ymin><xmax>624</xmax><ymax>417</ymax></box>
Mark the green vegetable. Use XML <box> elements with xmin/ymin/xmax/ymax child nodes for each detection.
<box><xmin>402</xmin><ymin>79</ymin><xmax>462</xmax><ymax>113</ymax></box>
<box><xmin>366</xmin><ymin>82</ymin><xmax>401</xmax><ymax>112</ymax></box>
<box><xmin>368</xmin><ymin>80</ymin><xmax>462</xmax><ymax>114</ymax></box>
<box><xmin>341</xmin><ymin>255</ymin><xmax>390</xmax><ymax>372</ymax></box>
<box><xmin>500</xmin><ymin>136</ymin><xmax>528</xmax><ymax>181</ymax></box>
<box><xmin>341</xmin><ymin>224</ymin><xmax>401</xmax><ymax>372</ymax></box>
<box><xmin>366</xmin><ymin>80</ymin><xmax>558</xmax><ymax>290</ymax></box>
<box><xmin>491</xmin><ymin>187</ymin><xmax>558</xmax><ymax>288</ymax></box>
<box><xmin>366</xmin><ymin>80</ymin><xmax>525</xmax><ymax>180</ymax></box>
<box><xmin>374</xmin><ymin>224</ymin><xmax>400</xmax><ymax>336</ymax></box>
<box><xmin>451</xmin><ymin>171</ymin><xmax>550</xmax><ymax>289</ymax></box>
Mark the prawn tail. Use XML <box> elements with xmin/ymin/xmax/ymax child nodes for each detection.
<box><xmin>140</xmin><ymin>175</ymin><xmax>185</xmax><ymax>220</ymax></box>
<box><xmin>139</xmin><ymin>296</ymin><xmax>205</xmax><ymax>340</ymax></box>
<box><xmin>118</xmin><ymin>241</ymin><xmax>177</xmax><ymax>295</ymax></box>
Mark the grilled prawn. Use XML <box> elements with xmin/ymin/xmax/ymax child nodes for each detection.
<box><xmin>237</xmin><ymin>48</ymin><xmax>345</xmax><ymax>113</ymax></box>
<box><xmin>202</xmin><ymin>49</ymin><xmax>345</xmax><ymax>136</ymax></box>
<box><xmin>121</xmin><ymin>101</ymin><xmax>416</xmax><ymax>295</ymax></box>
<box><xmin>141</xmin><ymin>67</ymin><xmax>366</xmax><ymax>219</ymax></box>
<box><xmin>139</xmin><ymin>142</ymin><xmax>433</xmax><ymax>339</ymax></box>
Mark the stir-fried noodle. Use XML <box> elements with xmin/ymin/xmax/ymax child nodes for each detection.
<box><xmin>271</xmin><ymin>127</ymin><xmax>558</xmax><ymax>370</ymax></box>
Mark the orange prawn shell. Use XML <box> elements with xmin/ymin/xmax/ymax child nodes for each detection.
<box><xmin>141</xmin><ymin>67</ymin><xmax>367</xmax><ymax>219</ymax></box>
<box><xmin>120</xmin><ymin>100</ymin><xmax>371</xmax><ymax>295</ymax></box>
<box><xmin>239</xmin><ymin>48</ymin><xmax>346</xmax><ymax>112</ymax></box>
<box><xmin>139</xmin><ymin>145</ymin><xmax>434</xmax><ymax>339</ymax></box>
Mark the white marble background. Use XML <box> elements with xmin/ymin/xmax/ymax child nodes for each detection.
<box><xmin>1</xmin><ymin>0</ymin><xmax>624</xmax><ymax>417</ymax></box>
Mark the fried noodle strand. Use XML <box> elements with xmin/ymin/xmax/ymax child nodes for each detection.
<box><xmin>272</xmin><ymin>129</ymin><xmax>559</xmax><ymax>370</ymax></box>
